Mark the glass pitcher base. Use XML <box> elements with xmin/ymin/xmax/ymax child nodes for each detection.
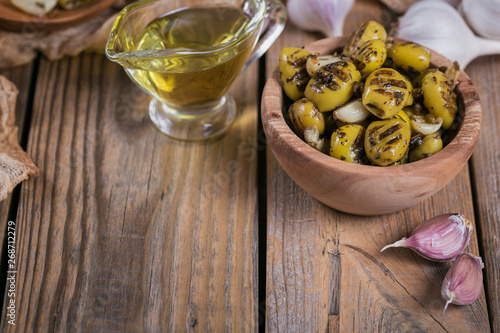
<box><xmin>149</xmin><ymin>95</ymin><xmax>236</xmax><ymax>141</ymax></box>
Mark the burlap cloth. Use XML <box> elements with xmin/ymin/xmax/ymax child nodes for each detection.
<box><xmin>0</xmin><ymin>0</ymin><xmax>136</xmax><ymax>200</ymax></box>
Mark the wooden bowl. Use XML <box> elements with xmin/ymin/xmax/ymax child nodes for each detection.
<box><xmin>261</xmin><ymin>36</ymin><xmax>482</xmax><ymax>216</ymax></box>
<box><xmin>0</xmin><ymin>0</ymin><xmax>116</xmax><ymax>32</ymax></box>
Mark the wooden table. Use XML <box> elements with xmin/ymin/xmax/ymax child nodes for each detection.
<box><xmin>1</xmin><ymin>0</ymin><xmax>498</xmax><ymax>331</ymax></box>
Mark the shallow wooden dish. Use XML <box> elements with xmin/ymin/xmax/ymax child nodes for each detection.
<box><xmin>261</xmin><ymin>36</ymin><xmax>482</xmax><ymax>216</ymax></box>
<box><xmin>0</xmin><ymin>0</ymin><xmax>115</xmax><ymax>32</ymax></box>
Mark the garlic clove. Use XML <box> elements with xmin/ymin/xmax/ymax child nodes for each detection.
<box><xmin>12</xmin><ymin>0</ymin><xmax>57</xmax><ymax>16</ymax></box>
<box><xmin>287</xmin><ymin>0</ymin><xmax>355</xmax><ymax>37</ymax></box>
<box><xmin>381</xmin><ymin>213</ymin><xmax>473</xmax><ymax>262</ymax></box>
<box><xmin>333</xmin><ymin>99</ymin><xmax>371</xmax><ymax>124</ymax></box>
<box><xmin>306</xmin><ymin>55</ymin><xmax>343</xmax><ymax>77</ymax></box>
<box><xmin>410</xmin><ymin>117</ymin><xmax>443</xmax><ymax>135</ymax></box>
<box><xmin>304</xmin><ymin>126</ymin><xmax>328</xmax><ymax>154</ymax></box>
<box><xmin>441</xmin><ymin>253</ymin><xmax>484</xmax><ymax>313</ymax></box>
<box><xmin>304</xmin><ymin>125</ymin><xmax>320</xmax><ymax>144</ymax></box>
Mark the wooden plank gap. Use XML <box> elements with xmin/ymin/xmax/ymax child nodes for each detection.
<box><xmin>257</xmin><ymin>55</ymin><xmax>268</xmax><ymax>333</ymax></box>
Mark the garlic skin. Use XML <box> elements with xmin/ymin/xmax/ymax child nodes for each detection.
<box><xmin>396</xmin><ymin>1</ymin><xmax>500</xmax><ymax>68</ymax></box>
<box><xmin>287</xmin><ymin>0</ymin><xmax>354</xmax><ymax>37</ymax></box>
<box><xmin>441</xmin><ymin>253</ymin><xmax>484</xmax><ymax>312</ymax></box>
<box><xmin>381</xmin><ymin>213</ymin><xmax>472</xmax><ymax>262</ymax></box>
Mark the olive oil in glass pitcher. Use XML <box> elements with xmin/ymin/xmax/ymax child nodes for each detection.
<box><xmin>106</xmin><ymin>0</ymin><xmax>286</xmax><ymax>141</ymax></box>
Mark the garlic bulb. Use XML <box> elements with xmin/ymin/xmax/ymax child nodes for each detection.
<box><xmin>461</xmin><ymin>0</ymin><xmax>500</xmax><ymax>40</ymax></box>
<box><xmin>396</xmin><ymin>1</ymin><xmax>500</xmax><ymax>68</ymax></box>
<box><xmin>441</xmin><ymin>253</ymin><xmax>484</xmax><ymax>313</ymax></box>
<box><xmin>287</xmin><ymin>0</ymin><xmax>354</xmax><ymax>37</ymax></box>
<box><xmin>381</xmin><ymin>213</ymin><xmax>472</xmax><ymax>262</ymax></box>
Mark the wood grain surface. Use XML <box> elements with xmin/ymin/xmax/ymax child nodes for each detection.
<box><xmin>0</xmin><ymin>63</ymin><xmax>33</xmax><ymax>274</ymax></box>
<box><xmin>466</xmin><ymin>55</ymin><xmax>500</xmax><ymax>333</ymax></box>
<box><xmin>0</xmin><ymin>0</ymin><xmax>499</xmax><ymax>331</ymax></box>
<box><xmin>0</xmin><ymin>54</ymin><xmax>260</xmax><ymax>331</ymax></box>
<box><xmin>264</xmin><ymin>0</ymin><xmax>490</xmax><ymax>331</ymax></box>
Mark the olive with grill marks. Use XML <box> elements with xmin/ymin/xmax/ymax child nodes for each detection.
<box><xmin>362</xmin><ymin>68</ymin><xmax>410</xmax><ymax>119</ymax></box>
<box><xmin>305</xmin><ymin>61</ymin><xmax>361</xmax><ymax>112</ymax></box>
<box><xmin>364</xmin><ymin>117</ymin><xmax>411</xmax><ymax>166</ymax></box>
<box><xmin>279</xmin><ymin>47</ymin><xmax>312</xmax><ymax>101</ymax></box>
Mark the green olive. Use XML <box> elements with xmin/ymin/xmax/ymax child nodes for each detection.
<box><xmin>353</xmin><ymin>39</ymin><xmax>387</xmax><ymax>76</ymax></box>
<box><xmin>343</xmin><ymin>21</ymin><xmax>387</xmax><ymax>56</ymax></box>
<box><xmin>330</xmin><ymin>124</ymin><xmax>366</xmax><ymax>164</ymax></box>
<box><xmin>364</xmin><ymin>117</ymin><xmax>411</xmax><ymax>166</ymax></box>
<box><xmin>288</xmin><ymin>98</ymin><xmax>325</xmax><ymax>138</ymax></box>
<box><xmin>362</xmin><ymin>68</ymin><xmax>410</xmax><ymax>119</ymax></box>
<box><xmin>409</xmin><ymin>132</ymin><xmax>443</xmax><ymax>162</ymax></box>
<box><xmin>386</xmin><ymin>42</ymin><xmax>431</xmax><ymax>74</ymax></box>
<box><xmin>404</xmin><ymin>75</ymin><xmax>414</xmax><ymax>106</ymax></box>
<box><xmin>305</xmin><ymin>61</ymin><xmax>361</xmax><ymax>112</ymax></box>
<box><xmin>421</xmin><ymin>70</ymin><xmax>457</xmax><ymax>129</ymax></box>
<box><xmin>411</xmin><ymin>68</ymin><xmax>439</xmax><ymax>88</ymax></box>
<box><xmin>279</xmin><ymin>47</ymin><xmax>312</xmax><ymax>101</ymax></box>
<box><xmin>394</xmin><ymin>110</ymin><xmax>411</xmax><ymax>127</ymax></box>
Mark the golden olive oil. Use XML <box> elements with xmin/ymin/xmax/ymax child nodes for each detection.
<box><xmin>123</xmin><ymin>6</ymin><xmax>254</xmax><ymax>109</ymax></box>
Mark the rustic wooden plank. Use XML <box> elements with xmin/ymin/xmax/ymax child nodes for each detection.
<box><xmin>265</xmin><ymin>0</ymin><xmax>490</xmax><ymax>331</ymax></box>
<box><xmin>0</xmin><ymin>63</ymin><xmax>33</xmax><ymax>280</ymax></box>
<box><xmin>465</xmin><ymin>55</ymin><xmax>500</xmax><ymax>333</ymax></box>
<box><xmin>1</xmin><ymin>52</ymin><xmax>259</xmax><ymax>331</ymax></box>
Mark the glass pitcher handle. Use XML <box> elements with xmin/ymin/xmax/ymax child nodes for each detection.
<box><xmin>243</xmin><ymin>0</ymin><xmax>287</xmax><ymax>71</ymax></box>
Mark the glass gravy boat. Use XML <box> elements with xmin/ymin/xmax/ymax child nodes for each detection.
<box><xmin>106</xmin><ymin>0</ymin><xmax>286</xmax><ymax>141</ymax></box>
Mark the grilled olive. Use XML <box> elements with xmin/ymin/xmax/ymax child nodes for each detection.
<box><xmin>305</xmin><ymin>61</ymin><xmax>361</xmax><ymax>112</ymax></box>
<box><xmin>353</xmin><ymin>39</ymin><xmax>387</xmax><ymax>76</ymax></box>
<box><xmin>362</xmin><ymin>68</ymin><xmax>410</xmax><ymax>119</ymax></box>
<box><xmin>394</xmin><ymin>109</ymin><xmax>411</xmax><ymax>127</ymax></box>
<box><xmin>409</xmin><ymin>132</ymin><xmax>443</xmax><ymax>162</ymax></box>
<box><xmin>411</xmin><ymin>68</ymin><xmax>439</xmax><ymax>88</ymax></box>
<box><xmin>386</xmin><ymin>42</ymin><xmax>431</xmax><ymax>74</ymax></box>
<box><xmin>288</xmin><ymin>98</ymin><xmax>325</xmax><ymax>138</ymax></box>
<box><xmin>330</xmin><ymin>124</ymin><xmax>366</xmax><ymax>164</ymax></box>
<box><xmin>343</xmin><ymin>21</ymin><xmax>387</xmax><ymax>56</ymax></box>
<box><xmin>404</xmin><ymin>75</ymin><xmax>414</xmax><ymax>106</ymax></box>
<box><xmin>421</xmin><ymin>70</ymin><xmax>457</xmax><ymax>129</ymax></box>
<box><xmin>364</xmin><ymin>117</ymin><xmax>411</xmax><ymax>166</ymax></box>
<box><xmin>279</xmin><ymin>47</ymin><xmax>312</xmax><ymax>101</ymax></box>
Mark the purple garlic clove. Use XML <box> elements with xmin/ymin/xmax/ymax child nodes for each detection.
<box><xmin>441</xmin><ymin>253</ymin><xmax>484</xmax><ymax>312</ymax></box>
<box><xmin>381</xmin><ymin>213</ymin><xmax>473</xmax><ymax>261</ymax></box>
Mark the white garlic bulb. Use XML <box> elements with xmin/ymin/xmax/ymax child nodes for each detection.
<box><xmin>397</xmin><ymin>1</ymin><xmax>500</xmax><ymax>68</ymax></box>
<box><xmin>287</xmin><ymin>0</ymin><xmax>355</xmax><ymax>37</ymax></box>
<box><xmin>461</xmin><ymin>0</ymin><xmax>500</xmax><ymax>40</ymax></box>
